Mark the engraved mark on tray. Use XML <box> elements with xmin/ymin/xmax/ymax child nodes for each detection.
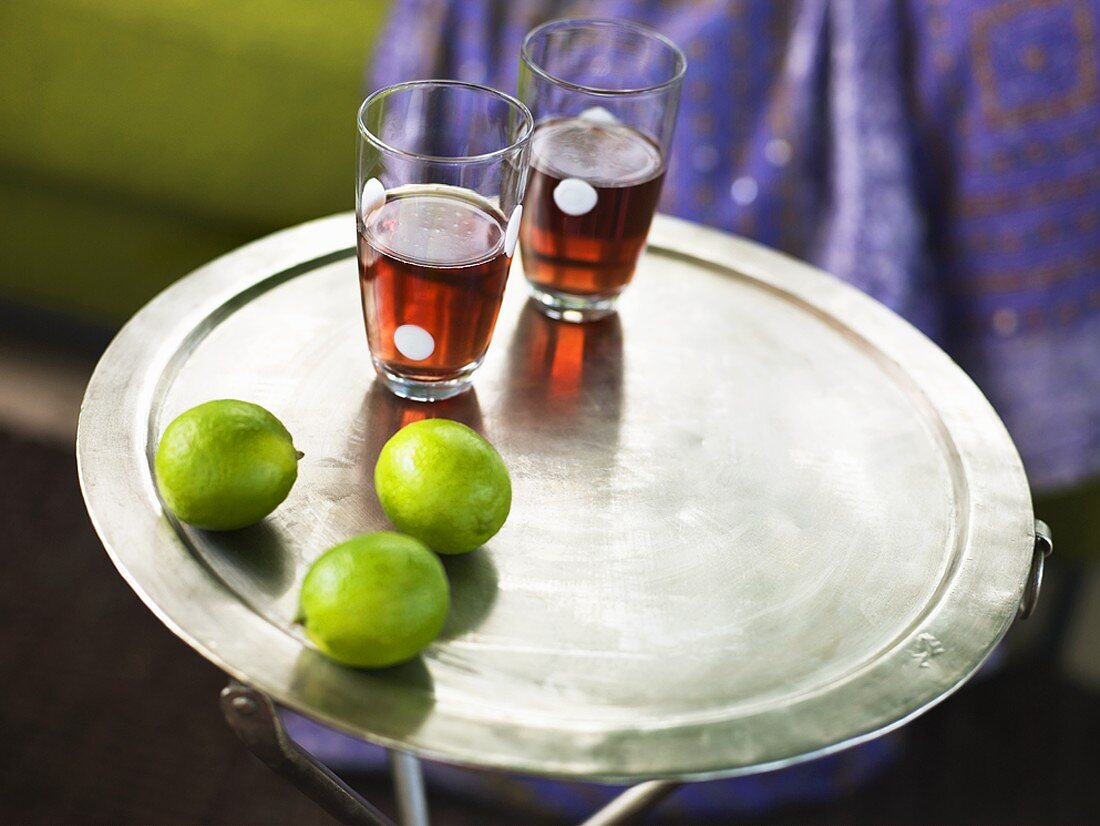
<box><xmin>910</xmin><ymin>632</ymin><xmax>945</xmax><ymax>668</ymax></box>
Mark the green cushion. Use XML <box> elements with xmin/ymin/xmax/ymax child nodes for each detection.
<box><xmin>0</xmin><ymin>0</ymin><xmax>391</xmax><ymax>321</ymax></box>
<box><xmin>0</xmin><ymin>173</ymin><xmax>251</xmax><ymax>323</ymax></box>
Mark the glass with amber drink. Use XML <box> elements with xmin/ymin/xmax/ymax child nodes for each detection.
<box><xmin>517</xmin><ymin>19</ymin><xmax>685</xmax><ymax>322</ymax></box>
<box><xmin>357</xmin><ymin>80</ymin><xmax>533</xmax><ymax>400</ymax></box>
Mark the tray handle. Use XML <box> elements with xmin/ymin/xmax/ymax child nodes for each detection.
<box><xmin>1018</xmin><ymin>519</ymin><xmax>1053</xmax><ymax>620</ymax></box>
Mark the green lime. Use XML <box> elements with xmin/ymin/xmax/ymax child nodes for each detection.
<box><xmin>154</xmin><ymin>399</ymin><xmax>300</xmax><ymax>530</ymax></box>
<box><xmin>374</xmin><ymin>418</ymin><xmax>511</xmax><ymax>555</ymax></box>
<box><xmin>298</xmin><ymin>532</ymin><xmax>449</xmax><ymax>668</ymax></box>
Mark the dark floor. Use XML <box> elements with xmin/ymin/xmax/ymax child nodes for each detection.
<box><xmin>3</xmin><ymin>428</ymin><xmax>1099</xmax><ymax>825</ymax></box>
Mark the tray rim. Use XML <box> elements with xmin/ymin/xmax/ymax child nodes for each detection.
<box><xmin>77</xmin><ymin>212</ymin><xmax>1034</xmax><ymax>782</ymax></box>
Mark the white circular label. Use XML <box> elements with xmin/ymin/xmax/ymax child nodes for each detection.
<box><xmin>504</xmin><ymin>205</ymin><xmax>522</xmax><ymax>256</ymax></box>
<box><xmin>393</xmin><ymin>324</ymin><xmax>435</xmax><ymax>361</ymax></box>
<box><xmin>360</xmin><ymin>177</ymin><xmax>386</xmax><ymax>216</ymax></box>
<box><xmin>578</xmin><ymin>105</ymin><xmax>618</xmax><ymax>124</ymax></box>
<box><xmin>553</xmin><ymin>178</ymin><xmax>598</xmax><ymax>216</ymax></box>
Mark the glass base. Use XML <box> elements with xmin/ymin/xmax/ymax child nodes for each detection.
<box><xmin>527</xmin><ymin>283</ymin><xmax>620</xmax><ymax>323</ymax></box>
<box><xmin>373</xmin><ymin>358</ymin><xmax>479</xmax><ymax>402</ymax></box>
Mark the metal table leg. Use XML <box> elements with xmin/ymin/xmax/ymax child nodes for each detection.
<box><xmin>580</xmin><ymin>780</ymin><xmax>680</xmax><ymax>826</ymax></box>
<box><xmin>388</xmin><ymin>750</ymin><xmax>429</xmax><ymax>826</ymax></box>
<box><xmin>220</xmin><ymin>681</ymin><xmax>394</xmax><ymax>825</ymax></box>
<box><xmin>222</xmin><ymin>680</ymin><xmax>677</xmax><ymax>826</ymax></box>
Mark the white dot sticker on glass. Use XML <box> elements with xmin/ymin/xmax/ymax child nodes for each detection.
<box><xmin>361</xmin><ymin>177</ymin><xmax>386</xmax><ymax>217</ymax></box>
<box><xmin>553</xmin><ymin>178</ymin><xmax>598</xmax><ymax>216</ymax></box>
<box><xmin>504</xmin><ymin>205</ymin><xmax>522</xmax><ymax>256</ymax></box>
<box><xmin>393</xmin><ymin>324</ymin><xmax>435</xmax><ymax>361</ymax></box>
<box><xmin>578</xmin><ymin>105</ymin><xmax>618</xmax><ymax>124</ymax></box>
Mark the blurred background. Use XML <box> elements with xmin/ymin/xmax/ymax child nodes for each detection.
<box><xmin>1</xmin><ymin>0</ymin><xmax>1098</xmax><ymax>823</ymax></box>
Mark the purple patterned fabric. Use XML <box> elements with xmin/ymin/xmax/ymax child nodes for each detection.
<box><xmin>288</xmin><ymin>0</ymin><xmax>1100</xmax><ymax>818</ymax></box>
<box><xmin>371</xmin><ymin>0</ymin><xmax>1100</xmax><ymax>491</ymax></box>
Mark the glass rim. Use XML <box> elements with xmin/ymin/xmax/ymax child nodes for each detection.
<box><xmin>357</xmin><ymin>79</ymin><xmax>534</xmax><ymax>163</ymax></box>
<box><xmin>521</xmin><ymin>17</ymin><xmax>687</xmax><ymax>97</ymax></box>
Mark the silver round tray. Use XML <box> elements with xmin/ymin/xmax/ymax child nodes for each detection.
<box><xmin>78</xmin><ymin>213</ymin><xmax>1034</xmax><ymax>783</ymax></box>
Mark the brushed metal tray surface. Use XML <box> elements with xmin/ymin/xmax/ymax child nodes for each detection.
<box><xmin>77</xmin><ymin>213</ymin><xmax>1034</xmax><ymax>782</ymax></box>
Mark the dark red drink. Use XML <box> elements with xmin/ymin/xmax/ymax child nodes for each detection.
<box><xmin>519</xmin><ymin>117</ymin><xmax>665</xmax><ymax>300</ymax></box>
<box><xmin>358</xmin><ymin>185</ymin><xmax>511</xmax><ymax>384</ymax></box>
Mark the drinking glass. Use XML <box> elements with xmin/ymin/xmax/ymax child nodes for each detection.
<box><xmin>517</xmin><ymin>18</ymin><xmax>686</xmax><ymax>322</ymax></box>
<box><xmin>357</xmin><ymin>80</ymin><xmax>533</xmax><ymax>401</ymax></box>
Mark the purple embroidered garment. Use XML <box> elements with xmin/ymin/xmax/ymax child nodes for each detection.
<box><xmin>285</xmin><ymin>0</ymin><xmax>1100</xmax><ymax>819</ymax></box>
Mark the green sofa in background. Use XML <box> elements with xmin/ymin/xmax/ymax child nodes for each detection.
<box><xmin>0</xmin><ymin>0</ymin><xmax>391</xmax><ymax>327</ymax></box>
